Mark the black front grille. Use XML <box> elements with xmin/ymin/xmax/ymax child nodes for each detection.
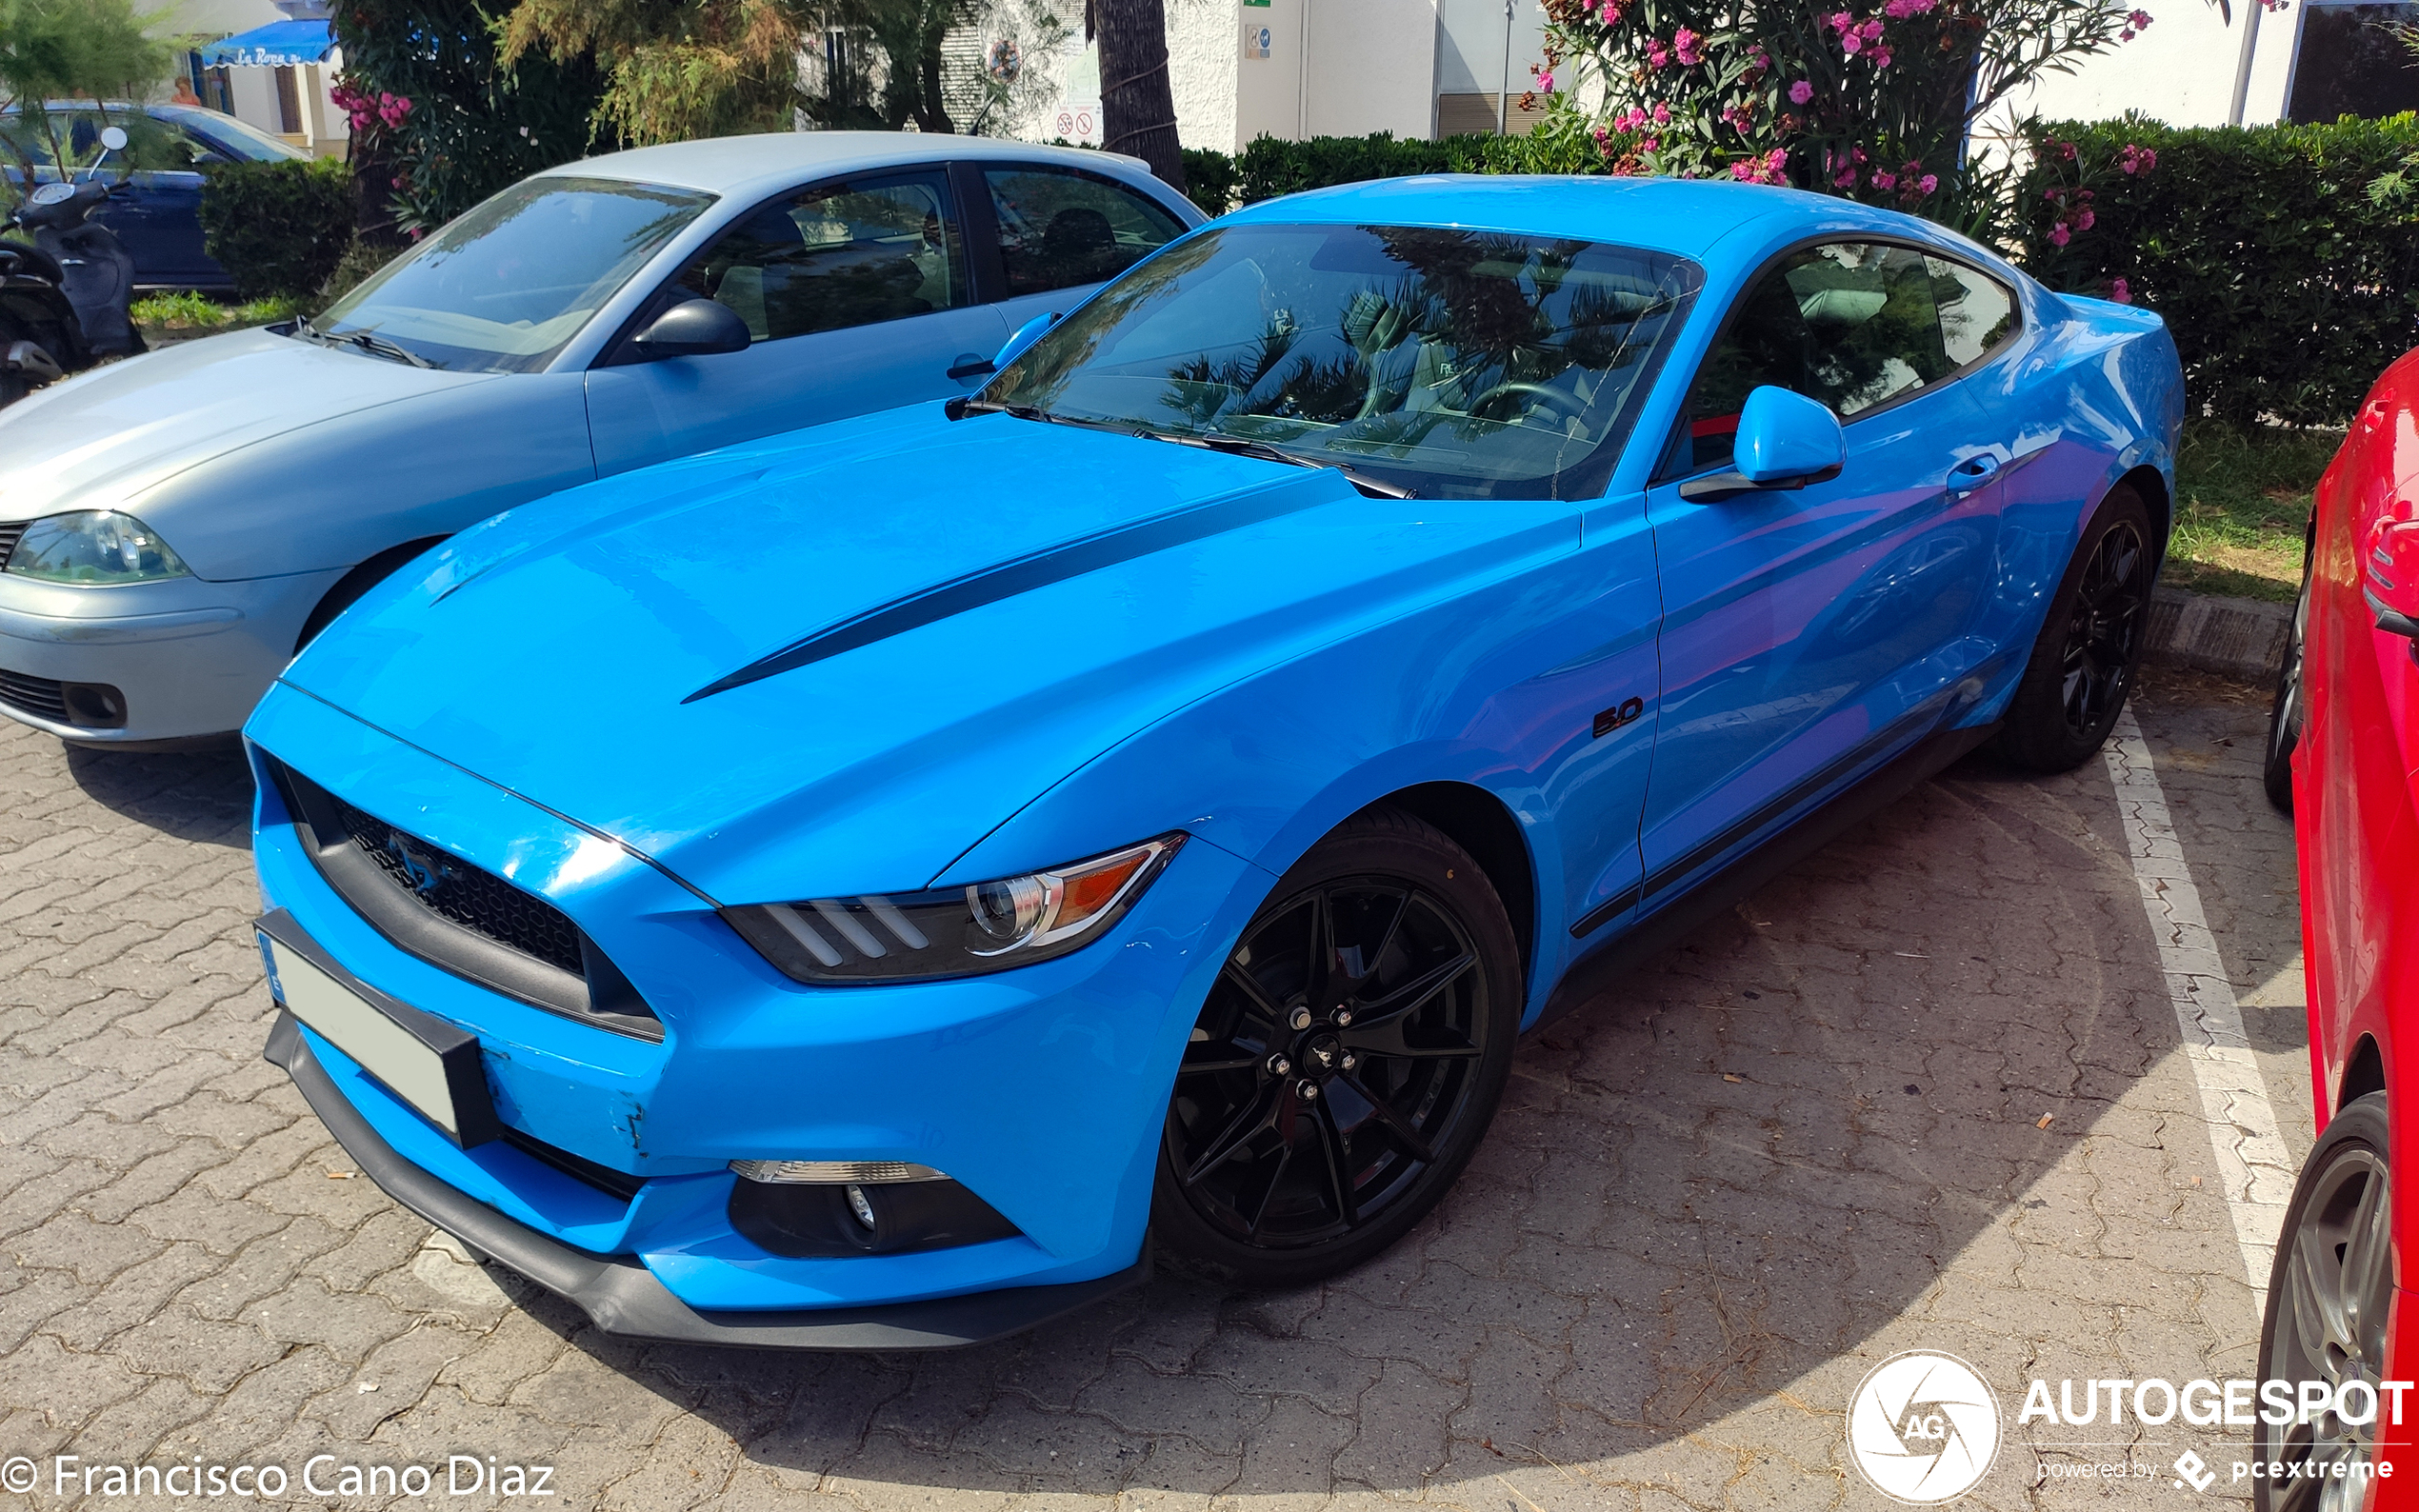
<box><xmin>0</xmin><ymin>521</ymin><xmax>26</xmax><ymax>570</ymax></box>
<box><xmin>331</xmin><ymin>798</ymin><xmax>586</xmax><ymax>975</ymax></box>
<box><xmin>0</xmin><ymin>666</ymin><xmax>68</xmax><ymax>721</ymax></box>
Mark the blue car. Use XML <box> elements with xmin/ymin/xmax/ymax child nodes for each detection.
<box><xmin>246</xmin><ymin>175</ymin><xmax>2183</xmax><ymax>1348</ymax></box>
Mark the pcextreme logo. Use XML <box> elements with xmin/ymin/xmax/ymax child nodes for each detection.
<box><xmin>1846</xmin><ymin>1351</ymin><xmax>2004</xmax><ymax>1505</ymax></box>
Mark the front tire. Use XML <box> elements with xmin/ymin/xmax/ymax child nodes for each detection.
<box><xmin>2264</xmin><ymin>530</ymin><xmax>2313</xmax><ymax>813</ymax></box>
<box><xmin>1995</xmin><ymin>483</ymin><xmax>2157</xmax><ymax>772</ymax></box>
<box><xmin>1150</xmin><ymin>806</ymin><xmax>1519</xmax><ymax>1288</ymax></box>
<box><xmin>2254</xmin><ymin>1091</ymin><xmax>2392</xmax><ymax>1511</ymax></box>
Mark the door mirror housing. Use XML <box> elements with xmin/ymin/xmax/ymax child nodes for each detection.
<box><xmin>1678</xmin><ymin>386</ymin><xmax>1848</xmax><ymax>502</ymax></box>
<box><xmin>631</xmin><ymin>297</ymin><xmax>751</xmax><ymax>360</ymax></box>
<box><xmin>993</xmin><ymin>311</ymin><xmax>1060</xmax><ymax>373</ymax></box>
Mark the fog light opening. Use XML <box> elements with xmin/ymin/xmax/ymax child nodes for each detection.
<box><xmin>846</xmin><ymin>1183</ymin><xmax>877</xmax><ymax>1230</ymax></box>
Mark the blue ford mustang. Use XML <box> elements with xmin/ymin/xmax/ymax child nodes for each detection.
<box><xmin>245</xmin><ymin>175</ymin><xmax>2182</xmax><ymax>1348</ymax></box>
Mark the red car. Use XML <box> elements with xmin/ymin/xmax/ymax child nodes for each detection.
<box><xmin>2264</xmin><ymin>345</ymin><xmax>2419</xmax><ymax>1507</ymax></box>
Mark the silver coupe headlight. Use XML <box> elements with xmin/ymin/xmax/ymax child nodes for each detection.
<box><xmin>724</xmin><ymin>834</ymin><xmax>1187</xmax><ymax>984</ymax></box>
<box><xmin>6</xmin><ymin>510</ymin><xmax>190</xmax><ymax>585</ymax></box>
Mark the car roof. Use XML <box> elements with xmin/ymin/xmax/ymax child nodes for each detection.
<box><xmin>1215</xmin><ymin>173</ymin><xmax>1979</xmax><ymax>266</ymax></box>
<box><xmin>544</xmin><ymin>132</ymin><xmax>1161</xmax><ymax>200</ymax></box>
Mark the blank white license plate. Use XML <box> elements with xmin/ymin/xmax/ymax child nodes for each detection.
<box><xmin>261</xmin><ymin>929</ymin><xmax>471</xmax><ymax>1141</ymax></box>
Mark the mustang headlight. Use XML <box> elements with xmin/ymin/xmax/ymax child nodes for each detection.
<box><xmin>6</xmin><ymin>511</ymin><xmax>190</xmax><ymax>585</ymax></box>
<box><xmin>725</xmin><ymin>834</ymin><xmax>1186</xmax><ymax>984</ymax></box>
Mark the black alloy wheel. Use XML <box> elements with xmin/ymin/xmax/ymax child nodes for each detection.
<box><xmin>1997</xmin><ymin>484</ymin><xmax>2157</xmax><ymax>772</ymax></box>
<box><xmin>2265</xmin><ymin>530</ymin><xmax>2314</xmax><ymax>813</ymax></box>
<box><xmin>1151</xmin><ymin>807</ymin><xmax>1517</xmax><ymax>1286</ymax></box>
<box><xmin>2255</xmin><ymin>1092</ymin><xmax>2392</xmax><ymax>1512</ymax></box>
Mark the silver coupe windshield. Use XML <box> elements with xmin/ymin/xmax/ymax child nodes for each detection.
<box><xmin>311</xmin><ymin>176</ymin><xmax>714</xmax><ymax>373</ymax></box>
<box><xmin>986</xmin><ymin>223</ymin><xmax>1700</xmax><ymax>499</ymax></box>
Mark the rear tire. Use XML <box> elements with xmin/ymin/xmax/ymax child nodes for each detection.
<box><xmin>1994</xmin><ymin>483</ymin><xmax>2157</xmax><ymax>772</ymax></box>
<box><xmin>2264</xmin><ymin>530</ymin><xmax>2313</xmax><ymax>814</ymax></box>
<box><xmin>1150</xmin><ymin>806</ymin><xmax>1519</xmax><ymax>1288</ymax></box>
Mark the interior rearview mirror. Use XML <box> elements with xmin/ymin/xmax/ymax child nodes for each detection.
<box><xmin>2367</xmin><ymin>516</ymin><xmax>2419</xmax><ymax>639</ymax></box>
<box><xmin>631</xmin><ymin>298</ymin><xmax>751</xmax><ymax>360</ymax></box>
<box><xmin>1678</xmin><ymin>386</ymin><xmax>1847</xmax><ymax>503</ymax></box>
<box><xmin>992</xmin><ymin>311</ymin><xmax>1061</xmax><ymax>373</ymax></box>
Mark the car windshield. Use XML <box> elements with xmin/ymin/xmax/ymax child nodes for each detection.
<box><xmin>311</xmin><ymin>175</ymin><xmax>714</xmax><ymax>373</ymax></box>
<box><xmin>985</xmin><ymin>222</ymin><xmax>1700</xmax><ymax>499</ymax></box>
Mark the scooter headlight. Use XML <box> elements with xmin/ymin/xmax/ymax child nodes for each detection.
<box><xmin>6</xmin><ymin>511</ymin><xmax>190</xmax><ymax>585</ymax></box>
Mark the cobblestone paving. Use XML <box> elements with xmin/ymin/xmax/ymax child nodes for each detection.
<box><xmin>0</xmin><ymin>667</ymin><xmax>2310</xmax><ymax>1510</ymax></box>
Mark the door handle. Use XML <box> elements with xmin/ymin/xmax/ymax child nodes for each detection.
<box><xmin>1945</xmin><ymin>453</ymin><xmax>2001</xmax><ymax>495</ymax></box>
<box><xmin>947</xmin><ymin>354</ymin><xmax>995</xmax><ymax>380</ymax></box>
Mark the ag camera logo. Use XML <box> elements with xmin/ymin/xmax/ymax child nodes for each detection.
<box><xmin>1848</xmin><ymin>1350</ymin><xmax>2003</xmax><ymax>1504</ymax></box>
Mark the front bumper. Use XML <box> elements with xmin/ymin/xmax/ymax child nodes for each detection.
<box><xmin>0</xmin><ymin>567</ymin><xmax>338</xmax><ymax>741</ymax></box>
<box><xmin>263</xmin><ymin>1011</ymin><xmax>1150</xmax><ymax>1349</ymax></box>
<box><xmin>246</xmin><ymin>682</ymin><xmax>1268</xmax><ymax>1334</ymax></box>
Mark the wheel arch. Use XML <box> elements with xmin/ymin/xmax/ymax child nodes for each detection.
<box><xmin>2118</xmin><ymin>463</ymin><xmax>2171</xmax><ymax>557</ymax></box>
<box><xmin>2339</xmin><ymin>1033</ymin><xmax>2387</xmax><ymax>1120</ymax></box>
<box><xmin>1361</xmin><ymin>781</ymin><xmax>1538</xmax><ymax>995</ymax></box>
<box><xmin>295</xmin><ymin>535</ymin><xmax>447</xmax><ymax>652</ymax></box>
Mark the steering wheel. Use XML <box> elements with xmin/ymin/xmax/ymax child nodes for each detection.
<box><xmin>1469</xmin><ymin>382</ymin><xmax>1589</xmax><ymax>424</ymax></box>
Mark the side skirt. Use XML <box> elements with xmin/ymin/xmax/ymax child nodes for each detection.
<box><xmin>1530</xmin><ymin>719</ymin><xmax>2002</xmax><ymax>1033</ymax></box>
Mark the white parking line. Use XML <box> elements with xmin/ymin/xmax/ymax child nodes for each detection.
<box><xmin>2104</xmin><ymin>706</ymin><xmax>2296</xmax><ymax>1309</ymax></box>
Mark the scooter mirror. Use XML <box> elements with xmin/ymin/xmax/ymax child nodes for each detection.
<box><xmin>99</xmin><ymin>127</ymin><xmax>129</xmax><ymax>151</ymax></box>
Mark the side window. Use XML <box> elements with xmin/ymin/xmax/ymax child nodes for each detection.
<box><xmin>1928</xmin><ymin>254</ymin><xmax>2018</xmax><ymax>368</ymax></box>
<box><xmin>983</xmin><ymin>167</ymin><xmax>1185</xmax><ymax>298</ymax></box>
<box><xmin>667</xmin><ymin>169</ymin><xmax>967</xmax><ymax>343</ymax></box>
<box><xmin>1681</xmin><ymin>241</ymin><xmax>1992</xmax><ymax>471</ymax></box>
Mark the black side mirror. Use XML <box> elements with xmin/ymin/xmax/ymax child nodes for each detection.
<box><xmin>631</xmin><ymin>297</ymin><xmax>751</xmax><ymax>360</ymax></box>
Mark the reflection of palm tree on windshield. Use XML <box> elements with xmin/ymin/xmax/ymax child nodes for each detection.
<box><xmin>1153</xmin><ymin>228</ymin><xmax>1677</xmax><ymax>451</ymax></box>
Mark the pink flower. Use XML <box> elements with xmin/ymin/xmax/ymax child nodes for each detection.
<box><xmin>2056</xmin><ymin>139</ymin><xmax>2077</xmax><ymax>161</ymax></box>
<box><xmin>1534</xmin><ymin>70</ymin><xmax>1554</xmax><ymax>90</ymax></box>
<box><xmin>1789</xmin><ymin>79</ymin><xmax>1814</xmax><ymax>104</ymax></box>
<box><xmin>1842</xmin><ymin>30</ymin><xmax>1863</xmax><ymax>52</ymax></box>
<box><xmin>1674</xmin><ymin>28</ymin><xmax>1703</xmax><ymax>64</ymax></box>
<box><xmin>1917</xmin><ymin>172</ymin><xmax>1938</xmax><ymax>193</ymax></box>
<box><xmin>1860</xmin><ymin>18</ymin><xmax>1884</xmax><ymax>37</ymax></box>
<box><xmin>1871</xmin><ymin>169</ymin><xmax>1897</xmax><ymax>189</ymax></box>
<box><xmin>1872</xmin><ymin>46</ymin><xmax>1891</xmax><ymax>65</ymax></box>
<box><xmin>2130</xmin><ymin>9</ymin><xmax>2152</xmax><ymax>24</ymax></box>
<box><xmin>2049</xmin><ymin>222</ymin><xmax>2071</xmax><ymax>247</ymax></box>
<box><xmin>1640</xmin><ymin>137</ymin><xmax>1660</xmax><ymax>151</ymax></box>
<box><xmin>2109</xmin><ymin>277</ymin><xmax>2132</xmax><ymax>303</ymax></box>
<box><xmin>2075</xmin><ymin>208</ymin><xmax>2095</xmax><ymax>229</ymax></box>
<box><xmin>1652</xmin><ymin>101</ymin><xmax>1671</xmax><ymax>124</ymax></box>
<box><xmin>1829</xmin><ymin>10</ymin><xmax>1855</xmax><ymax>31</ymax></box>
<box><xmin>1647</xmin><ymin>38</ymin><xmax>1669</xmax><ymax>67</ymax></box>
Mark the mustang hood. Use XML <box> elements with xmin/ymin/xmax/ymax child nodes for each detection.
<box><xmin>0</xmin><ymin>328</ymin><xmax>494</xmax><ymax>520</ymax></box>
<box><xmin>275</xmin><ymin>404</ymin><xmax>1576</xmax><ymax>903</ymax></box>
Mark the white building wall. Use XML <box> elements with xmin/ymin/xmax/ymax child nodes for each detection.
<box><xmin>1170</xmin><ymin>0</ymin><xmax>1242</xmax><ymax>149</ymax></box>
<box><xmin>1997</xmin><ymin>3</ymin><xmax>2297</xmax><ymax>129</ymax></box>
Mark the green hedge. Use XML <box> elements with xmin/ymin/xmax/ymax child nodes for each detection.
<box><xmin>197</xmin><ymin>158</ymin><xmax>356</xmax><ymax>303</ymax></box>
<box><xmin>2013</xmin><ymin>114</ymin><xmax>2419</xmax><ymax>426</ymax></box>
<box><xmin>1181</xmin><ymin>147</ymin><xmax>1239</xmax><ymax>215</ymax></box>
<box><xmin>1236</xmin><ymin>129</ymin><xmax>1598</xmax><ymax>204</ymax></box>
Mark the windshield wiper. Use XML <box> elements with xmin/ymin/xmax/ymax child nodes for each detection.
<box><xmin>1139</xmin><ymin>428</ymin><xmax>1415</xmax><ymax>499</ymax></box>
<box><xmin>335</xmin><ymin>328</ymin><xmax>434</xmax><ymax>368</ymax></box>
<box><xmin>287</xmin><ymin>316</ymin><xmax>432</xmax><ymax>368</ymax></box>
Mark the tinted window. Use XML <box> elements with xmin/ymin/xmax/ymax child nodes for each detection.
<box><xmin>985</xmin><ymin>167</ymin><xmax>1185</xmax><ymax>298</ymax></box>
<box><xmin>2288</xmin><ymin>2</ymin><xmax>2419</xmax><ymax>121</ymax></box>
<box><xmin>669</xmin><ymin>170</ymin><xmax>967</xmax><ymax>342</ymax></box>
<box><xmin>1682</xmin><ymin>242</ymin><xmax>2015</xmax><ymax>470</ymax></box>
<box><xmin>315</xmin><ymin>175</ymin><xmax>713</xmax><ymax>372</ymax></box>
<box><xmin>986</xmin><ymin>222</ymin><xmax>1698</xmax><ymax>500</ymax></box>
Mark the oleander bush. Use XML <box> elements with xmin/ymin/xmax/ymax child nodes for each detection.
<box><xmin>2012</xmin><ymin>113</ymin><xmax>2419</xmax><ymax>425</ymax></box>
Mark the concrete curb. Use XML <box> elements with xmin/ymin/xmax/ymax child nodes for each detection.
<box><xmin>2145</xmin><ymin>585</ymin><xmax>2292</xmax><ymax>686</ymax></box>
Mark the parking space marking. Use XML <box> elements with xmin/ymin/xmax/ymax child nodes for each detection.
<box><xmin>2105</xmin><ymin>706</ymin><xmax>2295</xmax><ymax>1308</ymax></box>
